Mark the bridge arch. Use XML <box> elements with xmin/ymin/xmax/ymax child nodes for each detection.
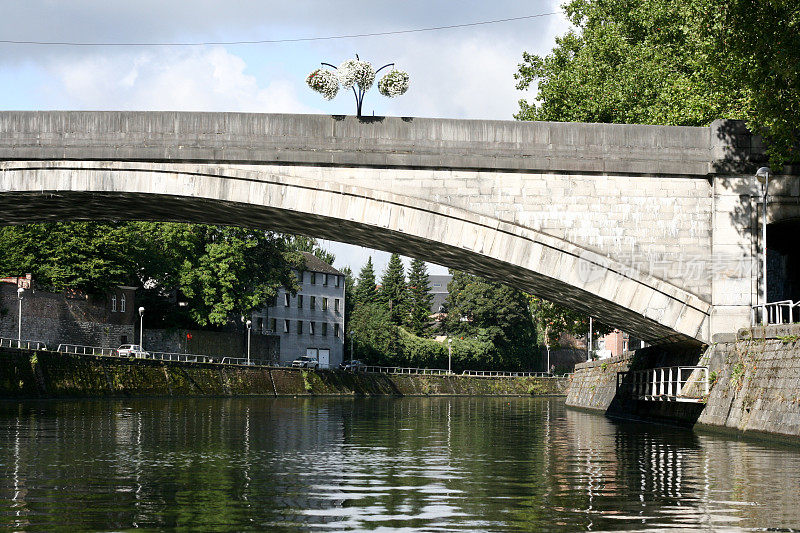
<box><xmin>0</xmin><ymin>160</ymin><xmax>710</xmax><ymax>344</ymax></box>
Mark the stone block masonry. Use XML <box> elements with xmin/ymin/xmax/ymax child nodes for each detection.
<box><xmin>567</xmin><ymin>324</ymin><xmax>800</xmax><ymax>440</ymax></box>
<box><xmin>0</xmin><ymin>347</ymin><xmax>568</xmax><ymax>399</ymax></box>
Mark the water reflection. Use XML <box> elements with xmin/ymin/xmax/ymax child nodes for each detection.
<box><xmin>0</xmin><ymin>397</ymin><xmax>798</xmax><ymax>531</ymax></box>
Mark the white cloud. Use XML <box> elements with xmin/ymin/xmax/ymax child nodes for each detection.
<box><xmin>44</xmin><ymin>47</ymin><xmax>316</xmax><ymax>113</ymax></box>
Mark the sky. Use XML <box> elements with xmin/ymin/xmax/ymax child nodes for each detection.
<box><xmin>0</xmin><ymin>1</ymin><xmax>571</xmax><ymax>277</ymax></box>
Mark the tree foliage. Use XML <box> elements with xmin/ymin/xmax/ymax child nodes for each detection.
<box><xmin>516</xmin><ymin>0</ymin><xmax>799</xmax><ymax>167</ymax></box>
<box><xmin>354</xmin><ymin>256</ymin><xmax>378</xmax><ymax>307</ymax></box>
<box><xmin>406</xmin><ymin>258</ymin><xmax>433</xmax><ymax>336</ymax></box>
<box><xmin>442</xmin><ymin>271</ymin><xmax>537</xmax><ymax>369</ymax></box>
<box><xmin>0</xmin><ymin>221</ymin><xmax>302</xmax><ymax>328</ymax></box>
<box><xmin>379</xmin><ymin>253</ymin><xmax>408</xmax><ymax>325</ymax></box>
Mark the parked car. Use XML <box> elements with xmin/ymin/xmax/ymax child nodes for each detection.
<box><xmin>292</xmin><ymin>356</ymin><xmax>319</xmax><ymax>369</ymax></box>
<box><xmin>118</xmin><ymin>344</ymin><xmax>149</xmax><ymax>358</ymax></box>
<box><xmin>340</xmin><ymin>359</ymin><xmax>366</xmax><ymax>371</ymax></box>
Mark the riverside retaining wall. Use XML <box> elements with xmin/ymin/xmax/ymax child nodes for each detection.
<box><xmin>0</xmin><ymin>347</ymin><xmax>567</xmax><ymax>399</ymax></box>
<box><xmin>566</xmin><ymin>324</ymin><xmax>800</xmax><ymax>440</ymax></box>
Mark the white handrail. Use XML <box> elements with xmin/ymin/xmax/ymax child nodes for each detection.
<box><xmin>617</xmin><ymin>366</ymin><xmax>708</xmax><ymax>403</ymax></box>
<box><xmin>357</xmin><ymin>366</ymin><xmax>452</xmax><ymax>376</ymax></box>
<box><xmin>1</xmin><ymin>337</ymin><xmax>47</xmax><ymax>350</ymax></box>
<box><xmin>461</xmin><ymin>370</ymin><xmax>553</xmax><ymax>378</ymax></box>
<box><xmin>751</xmin><ymin>300</ymin><xmax>799</xmax><ymax>325</ymax></box>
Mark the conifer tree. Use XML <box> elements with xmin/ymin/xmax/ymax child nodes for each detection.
<box><xmin>379</xmin><ymin>253</ymin><xmax>408</xmax><ymax>325</ymax></box>
<box><xmin>354</xmin><ymin>256</ymin><xmax>378</xmax><ymax>306</ymax></box>
<box><xmin>406</xmin><ymin>258</ymin><xmax>433</xmax><ymax>336</ymax></box>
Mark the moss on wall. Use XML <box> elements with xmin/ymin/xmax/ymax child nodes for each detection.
<box><xmin>0</xmin><ymin>347</ymin><xmax>567</xmax><ymax>399</ymax></box>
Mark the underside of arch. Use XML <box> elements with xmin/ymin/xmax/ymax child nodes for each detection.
<box><xmin>0</xmin><ymin>161</ymin><xmax>711</xmax><ymax>345</ymax></box>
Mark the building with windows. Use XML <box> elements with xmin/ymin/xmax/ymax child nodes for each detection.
<box><xmin>252</xmin><ymin>252</ymin><xmax>345</xmax><ymax>369</ymax></box>
<box><xmin>428</xmin><ymin>274</ymin><xmax>452</xmax><ymax>314</ymax></box>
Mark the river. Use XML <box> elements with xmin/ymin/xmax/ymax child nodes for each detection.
<box><xmin>1</xmin><ymin>397</ymin><xmax>799</xmax><ymax>531</ymax></box>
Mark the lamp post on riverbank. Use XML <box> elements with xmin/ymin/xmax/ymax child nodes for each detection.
<box><xmin>246</xmin><ymin>320</ymin><xmax>252</xmax><ymax>365</ymax></box>
<box><xmin>16</xmin><ymin>287</ymin><xmax>24</xmax><ymax>346</ymax></box>
<box><xmin>138</xmin><ymin>307</ymin><xmax>145</xmax><ymax>350</ymax></box>
<box><xmin>448</xmin><ymin>338</ymin><xmax>452</xmax><ymax>375</ymax></box>
<box><xmin>350</xmin><ymin>330</ymin><xmax>354</xmax><ymax>363</ymax></box>
<box><xmin>756</xmin><ymin>166</ymin><xmax>771</xmax><ymax>324</ymax></box>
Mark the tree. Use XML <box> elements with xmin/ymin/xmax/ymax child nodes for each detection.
<box><xmin>0</xmin><ymin>222</ymin><xmax>142</xmax><ymax>292</ymax></box>
<box><xmin>284</xmin><ymin>235</ymin><xmax>336</xmax><ymax>265</ymax></box>
<box><xmin>527</xmin><ymin>295</ymin><xmax>609</xmax><ymax>349</ymax></box>
<box><xmin>354</xmin><ymin>256</ymin><xmax>378</xmax><ymax>306</ymax></box>
<box><xmin>442</xmin><ymin>270</ymin><xmax>537</xmax><ymax>370</ymax></box>
<box><xmin>348</xmin><ymin>302</ymin><xmax>397</xmax><ymax>364</ymax></box>
<box><xmin>379</xmin><ymin>253</ymin><xmax>408</xmax><ymax>325</ymax></box>
<box><xmin>515</xmin><ymin>0</ymin><xmax>799</xmax><ymax>167</ymax></box>
<box><xmin>406</xmin><ymin>258</ymin><xmax>433</xmax><ymax>336</ymax></box>
<box><xmin>340</xmin><ymin>265</ymin><xmax>357</xmax><ymax>358</ymax></box>
<box><xmin>0</xmin><ymin>221</ymin><xmax>302</xmax><ymax>328</ymax></box>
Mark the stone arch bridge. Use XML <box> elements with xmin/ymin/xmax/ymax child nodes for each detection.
<box><xmin>0</xmin><ymin>112</ymin><xmax>794</xmax><ymax>346</ymax></box>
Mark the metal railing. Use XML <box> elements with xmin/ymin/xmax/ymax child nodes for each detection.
<box><xmin>1</xmin><ymin>337</ymin><xmax>47</xmax><ymax>351</ymax></box>
<box><xmin>220</xmin><ymin>357</ymin><xmax>272</xmax><ymax>366</ymax></box>
<box><xmin>357</xmin><ymin>366</ymin><xmax>452</xmax><ymax>376</ymax></box>
<box><xmin>617</xmin><ymin>366</ymin><xmax>708</xmax><ymax>403</ymax></box>
<box><xmin>149</xmin><ymin>351</ymin><xmax>217</xmax><ymax>364</ymax></box>
<box><xmin>461</xmin><ymin>370</ymin><xmax>553</xmax><ymax>378</ymax></box>
<box><xmin>56</xmin><ymin>344</ymin><xmax>116</xmax><ymax>356</ymax></box>
<box><xmin>751</xmin><ymin>300</ymin><xmax>800</xmax><ymax>326</ymax></box>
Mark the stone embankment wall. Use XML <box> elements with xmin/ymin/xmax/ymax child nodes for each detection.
<box><xmin>0</xmin><ymin>348</ymin><xmax>567</xmax><ymax>398</ymax></box>
<box><xmin>143</xmin><ymin>328</ymin><xmax>279</xmax><ymax>362</ymax></box>
<box><xmin>566</xmin><ymin>325</ymin><xmax>800</xmax><ymax>440</ymax></box>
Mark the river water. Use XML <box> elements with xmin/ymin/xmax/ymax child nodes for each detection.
<box><xmin>1</xmin><ymin>397</ymin><xmax>799</xmax><ymax>531</ymax></box>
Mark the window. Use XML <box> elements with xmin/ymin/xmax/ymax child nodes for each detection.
<box><xmin>111</xmin><ymin>295</ymin><xmax>117</xmax><ymax>312</ymax></box>
<box><xmin>334</xmin><ymin>298</ymin><xmax>340</xmax><ymax>312</ymax></box>
<box><xmin>323</xmin><ymin>274</ymin><xmax>328</xmax><ymax>286</ymax></box>
<box><xmin>623</xmin><ymin>340</ymin><xmax>628</xmax><ymax>352</ymax></box>
<box><xmin>322</xmin><ymin>297</ymin><xmax>328</xmax><ymax>311</ymax></box>
<box><xmin>334</xmin><ymin>275</ymin><xmax>340</xmax><ymax>288</ymax></box>
<box><xmin>334</xmin><ymin>323</ymin><xmax>340</xmax><ymax>338</ymax></box>
<box><xmin>296</xmin><ymin>270</ymin><xmax>303</xmax><ymax>283</ymax></box>
<box><xmin>270</xmin><ymin>318</ymin><xmax>277</xmax><ymax>332</ymax></box>
<box><xmin>321</xmin><ymin>322</ymin><xmax>328</xmax><ymax>336</ymax></box>
<box><xmin>120</xmin><ymin>294</ymin><xmax>126</xmax><ymax>312</ymax></box>
<box><xmin>309</xmin><ymin>322</ymin><xmax>315</xmax><ymax>336</ymax></box>
<box><xmin>310</xmin><ymin>296</ymin><xmax>316</xmax><ymax>310</ymax></box>
<box><xmin>297</xmin><ymin>294</ymin><xmax>303</xmax><ymax>308</ymax></box>
<box><xmin>297</xmin><ymin>321</ymin><xmax>303</xmax><ymax>334</ymax></box>
<box><xmin>283</xmin><ymin>319</ymin><xmax>289</xmax><ymax>333</ymax></box>
<box><xmin>257</xmin><ymin>317</ymin><xmax>264</xmax><ymax>331</ymax></box>
<box><xmin>284</xmin><ymin>293</ymin><xmax>290</xmax><ymax>307</ymax></box>
<box><xmin>310</xmin><ymin>272</ymin><xmax>316</xmax><ymax>285</ymax></box>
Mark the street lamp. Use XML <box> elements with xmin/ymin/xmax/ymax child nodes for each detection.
<box><xmin>756</xmin><ymin>166</ymin><xmax>771</xmax><ymax>324</ymax></box>
<box><xmin>447</xmin><ymin>338</ymin><xmax>452</xmax><ymax>375</ymax></box>
<box><xmin>138</xmin><ymin>307</ymin><xmax>145</xmax><ymax>349</ymax></box>
<box><xmin>16</xmin><ymin>287</ymin><xmax>24</xmax><ymax>346</ymax></box>
<box><xmin>246</xmin><ymin>319</ymin><xmax>252</xmax><ymax>365</ymax></box>
<box><xmin>587</xmin><ymin>316</ymin><xmax>593</xmax><ymax>362</ymax></box>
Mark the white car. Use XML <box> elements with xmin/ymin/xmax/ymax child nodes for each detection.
<box><xmin>291</xmin><ymin>356</ymin><xmax>319</xmax><ymax>369</ymax></box>
<box><xmin>118</xmin><ymin>344</ymin><xmax>149</xmax><ymax>358</ymax></box>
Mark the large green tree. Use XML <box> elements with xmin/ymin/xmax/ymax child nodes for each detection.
<box><xmin>406</xmin><ymin>258</ymin><xmax>433</xmax><ymax>336</ymax></box>
<box><xmin>442</xmin><ymin>270</ymin><xmax>537</xmax><ymax>369</ymax></box>
<box><xmin>379</xmin><ymin>253</ymin><xmax>408</xmax><ymax>325</ymax></box>
<box><xmin>354</xmin><ymin>256</ymin><xmax>378</xmax><ymax>306</ymax></box>
<box><xmin>516</xmin><ymin>0</ymin><xmax>799</xmax><ymax>167</ymax></box>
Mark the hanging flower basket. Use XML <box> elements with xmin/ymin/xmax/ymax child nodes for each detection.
<box><xmin>378</xmin><ymin>69</ymin><xmax>410</xmax><ymax>97</ymax></box>
<box><xmin>337</xmin><ymin>59</ymin><xmax>376</xmax><ymax>91</ymax></box>
<box><xmin>306</xmin><ymin>68</ymin><xmax>339</xmax><ymax>100</ymax></box>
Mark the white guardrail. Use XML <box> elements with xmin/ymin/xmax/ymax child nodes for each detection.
<box><xmin>0</xmin><ymin>337</ymin><xmax>48</xmax><ymax>350</ymax></box>
<box><xmin>461</xmin><ymin>370</ymin><xmax>553</xmax><ymax>378</ymax></box>
<box><xmin>617</xmin><ymin>366</ymin><xmax>709</xmax><ymax>403</ymax></box>
<box><xmin>357</xmin><ymin>366</ymin><xmax>452</xmax><ymax>376</ymax></box>
<box><xmin>751</xmin><ymin>300</ymin><xmax>800</xmax><ymax>326</ymax></box>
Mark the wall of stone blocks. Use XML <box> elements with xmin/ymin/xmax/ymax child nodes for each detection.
<box><xmin>143</xmin><ymin>328</ymin><xmax>278</xmax><ymax>362</ymax></box>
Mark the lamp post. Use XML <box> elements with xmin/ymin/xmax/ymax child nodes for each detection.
<box><xmin>138</xmin><ymin>307</ymin><xmax>145</xmax><ymax>350</ymax></box>
<box><xmin>587</xmin><ymin>316</ymin><xmax>593</xmax><ymax>362</ymax></box>
<box><xmin>16</xmin><ymin>287</ymin><xmax>24</xmax><ymax>346</ymax></box>
<box><xmin>447</xmin><ymin>338</ymin><xmax>452</xmax><ymax>375</ymax></box>
<box><xmin>756</xmin><ymin>166</ymin><xmax>771</xmax><ymax>324</ymax></box>
<box><xmin>246</xmin><ymin>319</ymin><xmax>252</xmax><ymax>365</ymax></box>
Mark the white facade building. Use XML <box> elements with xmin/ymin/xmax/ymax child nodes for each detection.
<box><xmin>252</xmin><ymin>252</ymin><xmax>345</xmax><ymax>368</ymax></box>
